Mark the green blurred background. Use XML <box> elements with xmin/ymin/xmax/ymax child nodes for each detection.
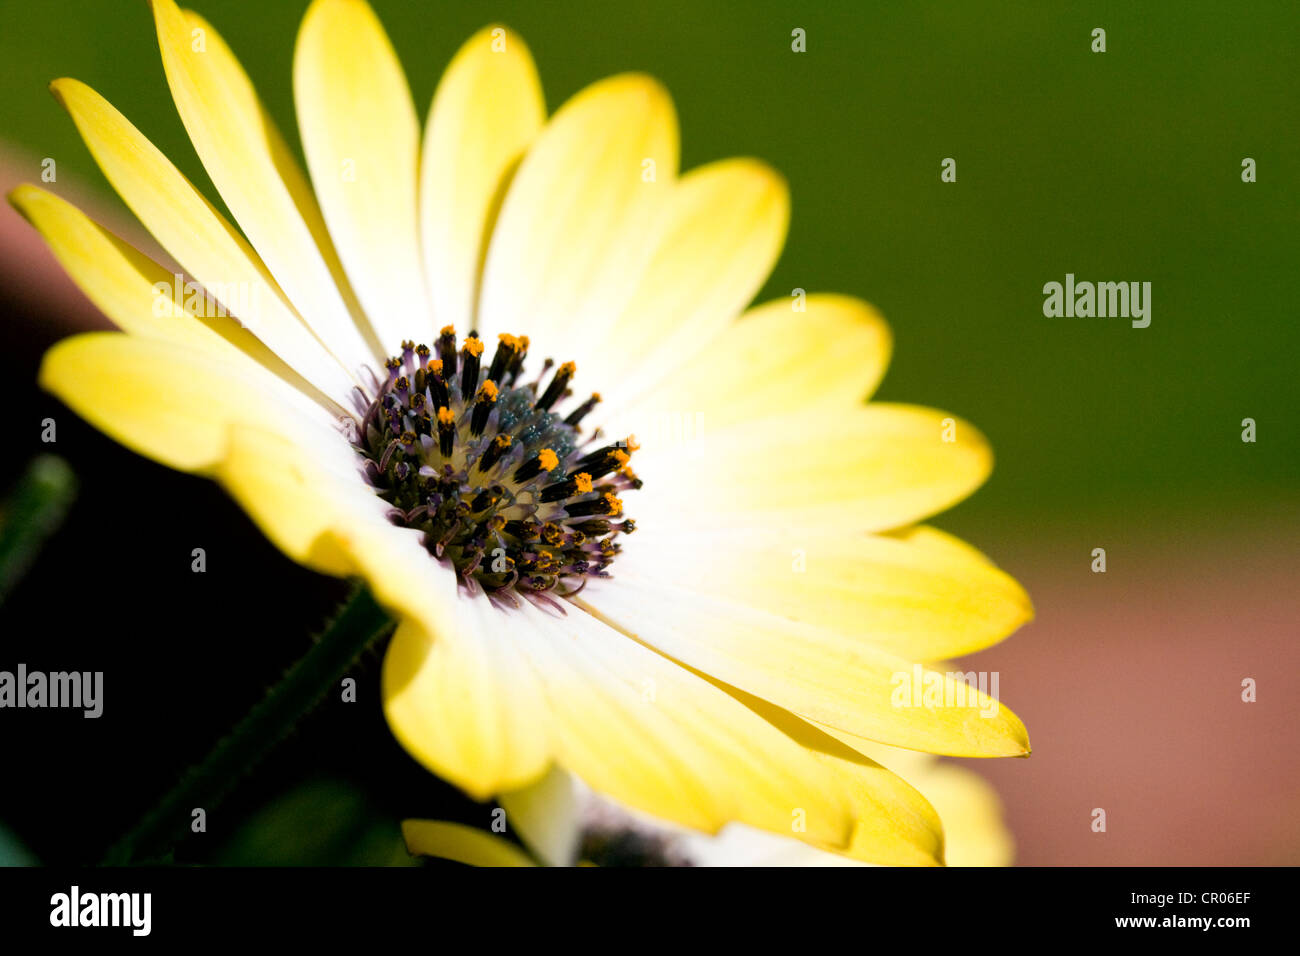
<box><xmin>0</xmin><ymin>0</ymin><xmax>1296</xmax><ymax>865</ymax></box>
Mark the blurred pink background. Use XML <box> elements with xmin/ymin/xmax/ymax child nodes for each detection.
<box><xmin>970</xmin><ymin>522</ymin><xmax>1299</xmax><ymax>865</ymax></box>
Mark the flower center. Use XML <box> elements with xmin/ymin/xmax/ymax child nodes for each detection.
<box><xmin>351</xmin><ymin>327</ymin><xmax>638</xmax><ymax>603</ymax></box>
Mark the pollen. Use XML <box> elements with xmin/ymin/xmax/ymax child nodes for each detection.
<box><xmin>355</xmin><ymin>329</ymin><xmax>638</xmax><ymax>599</ymax></box>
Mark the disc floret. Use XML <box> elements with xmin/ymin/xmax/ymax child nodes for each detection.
<box><xmin>353</xmin><ymin>329</ymin><xmax>637</xmax><ymax>598</ymax></box>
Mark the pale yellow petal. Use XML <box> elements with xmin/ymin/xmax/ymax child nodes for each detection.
<box><xmin>475</xmin><ymin>73</ymin><xmax>677</xmax><ymax>356</ymax></box>
<box><xmin>899</xmin><ymin>762</ymin><xmax>1014</xmax><ymax>866</ymax></box>
<box><xmin>37</xmin><ymin>333</ymin><xmax>380</xmax><ymax>579</ymax></box>
<box><xmin>632</xmin><ymin>403</ymin><xmax>993</xmax><ymax>533</ymax></box>
<box><xmin>706</xmin><ymin>685</ymin><xmax>945</xmax><ymax>866</ymax></box>
<box><xmin>576</xmin><ymin>576</ymin><xmax>1031</xmax><ymax>758</ymax></box>
<box><xmin>420</xmin><ymin>25</ymin><xmax>545</xmax><ymax>332</ymax></box>
<box><xmin>883</xmin><ymin>523</ymin><xmax>1001</xmax><ymax>567</ymax></box>
<box><xmin>627</xmin><ymin>293</ymin><xmax>891</xmax><ymax>434</ymax></box>
<box><xmin>402</xmin><ymin>820</ymin><xmax>536</xmax><ymax>867</ymax></box>
<box><xmin>815</xmin><ymin>746</ymin><xmax>946</xmax><ymax>866</ymax></box>
<box><xmin>49</xmin><ymin>78</ymin><xmax>356</xmax><ymax>404</ymax></box>
<box><xmin>499</xmin><ymin>765</ymin><xmax>583</xmax><ymax>867</ymax></box>
<box><xmin>384</xmin><ymin>584</ymin><xmax>864</xmax><ymax>847</ymax></box>
<box><xmin>508</xmin><ymin>599</ymin><xmax>857</xmax><ymax>847</ymax></box>
<box><xmin>150</xmin><ymin>0</ymin><xmax>379</xmax><ymax>368</ymax></box>
<box><xmin>811</xmin><ymin>729</ymin><xmax>1016</xmax><ymax>866</ymax></box>
<box><xmin>216</xmin><ymin>424</ymin><xmax>378</xmax><ymax>578</ymax></box>
<box><xmin>594</xmin><ymin>158</ymin><xmax>790</xmax><ymax>407</ymax></box>
<box><xmin>294</xmin><ymin>0</ymin><xmax>432</xmax><ymax>347</ymax></box>
<box><xmin>614</xmin><ymin>519</ymin><xmax>1032</xmax><ymax>661</ymax></box>
<box><xmin>9</xmin><ymin>185</ymin><xmax>336</xmax><ymax>408</ymax></box>
<box><xmin>382</xmin><ymin>609</ymin><xmax>553</xmax><ymax>802</ymax></box>
<box><xmin>10</xmin><ymin>187</ymin><xmax>216</xmax><ymax>349</ymax></box>
<box><xmin>38</xmin><ymin>332</ymin><xmax>341</xmax><ymax>473</ymax></box>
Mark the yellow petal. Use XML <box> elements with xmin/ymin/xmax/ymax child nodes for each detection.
<box><xmin>634</xmin><ymin>403</ymin><xmax>993</xmax><ymax>533</ymax></box>
<box><xmin>701</xmin><ymin>683</ymin><xmax>945</xmax><ymax>866</ymax></box>
<box><xmin>811</xmin><ymin>730</ymin><xmax>1016</xmax><ymax>866</ymax></box>
<box><xmin>150</xmin><ymin>0</ymin><xmax>379</xmax><ymax>369</ymax></box>
<box><xmin>10</xmin><ymin>185</ymin><xmax>221</xmax><ymax>351</ymax></box>
<box><xmin>382</xmin><ymin>609</ymin><xmax>554</xmax><ymax>802</ymax></box>
<box><xmin>499</xmin><ymin>765</ymin><xmax>583</xmax><ymax>867</ymax></box>
<box><xmin>420</xmin><ymin>25</ymin><xmax>545</xmax><ymax>332</ymax></box>
<box><xmin>37</xmin><ymin>333</ymin><xmax>380</xmax><ymax>579</ymax></box>
<box><xmin>614</xmin><ymin>520</ymin><xmax>1032</xmax><ymax>661</ymax></box>
<box><xmin>475</xmin><ymin>73</ymin><xmax>678</xmax><ymax>355</ymax></box>
<box><xmin>595</xmin><ymin>158</ymin><xmax>790</xmax><ymax>406</ymax></box>
<box><xmin>883</xmin><ymin>523</ymin><xmax>1001</xmax><ymax>567</ymax></box>
<box><xmin>508</xmin><ymin>599</ymin><xmax>857</xmax><ymax>847</ymax></box>
<box><xmin>402</xmin><ymin>821</ymin><xmax>536</xmax><ymax>867</ymax></box>
<box><xmin>897</xmin><ymin>762</ymin><xmax>1014</xmax><ymax>866</ymax></box>
<box><xmin>294</xmin><ymin>0</ymin><xmax>432</xmax><ymax>347</ymax></box>
<box><xmin>38</xmin><ymin>332</ymin><xmax>341</xmax><ymax>473</ymax></box>
<box><xmin>9</xmin><ymin>185</ymin><xmax>335</xmax><ymax>408</ymax></box>
<box><xmin>810</xmin><ymin>745</ymin><xmax>946</xmax><ymax>866</ymax></box>
<box><xmin>216</xmin><ymin>425</ymin><xmax>376</xmax><ymax>578</ymax></box>
<box><xmin>576</xmin><ymin>576</ymin><xmax>1031</xmax><ymax>758</ymax></box>
<box><xmin>384</xmin><ymin>589</ymin><xmax>862</xmax><ymax>848</ymax></box>
<box><xmin>628</xmin><ymin>293</ymin><xmax>891</xmax><ymax>433</ymax></box>
<box><xmin>49</xmin><ymin>78</ymin><xmax>356</xmax><ymax>405</ymax></box>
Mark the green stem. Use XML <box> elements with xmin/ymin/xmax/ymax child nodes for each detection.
<box><xmin>0</xmin><ymin>455</ymin><xmax>77</xmax><ymax>606</ymax></box>
<box><xmin>101</xmin><ymin>584</ymin><xmax>393</xmax><ymax>865</ymax></box>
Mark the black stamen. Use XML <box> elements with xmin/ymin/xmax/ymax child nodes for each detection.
<box><xmin>486</xmin><ymin>334</ymin><xmax>519</xmax><ymax>385</ymax></box>
<box><xmin>436</xmin><ymin>407</ymin><xmax>456</xmax><ymax>457</ymax></box>
<box><xmin>437</xmin><ymin>326</ymin><xmax>458</xmax><ymax>377</ymax></box>
<box><xmin>540</xmin><ymin>472</ymin><xmax>593</xmax><ymax>503</ymax></box>
<box><xmin>505</xmin><ymin>336</ymin><xmax>530</xmax><ymax>385</ymax></box>
<box><xmin>459</xmin><ymin>336</ymin><xmax>483</xmax><ymax>397</ymax></box>
<box><xmin>477</xmin><ymin>434</ymin><xmax>513</xmax><ymax>474</ymax></box>
<box><xmin>564</xmin><ymin>392</ymin><xmax>601</xmax><ymax>427</ymax></box>
<box><xmin>470</xmin><ymin>485</ymin><xmax>503</xmax><ymax>513</ymax></box>
<box><xmin>429</xmin><ymin>361</ymin><xmax>450</xmax><ymax>410</ymax></box>
<box><xmin>565</xmin><ymin>493</ymin><xmax>623</xmax><ymax>518</ymax></box>
<box><xmin>537</xmin><ymin>361</ymin><xmax>576</xmax><ymax>411</ymax></box>
<box><xmin>513</xmin><ymin>448</ymin><xmax>558</xmax><ymax>485</ymax></box>
<box><xmin>469</xmin><ymin>381</ymin><xmax>499</xmax><ymax>436</ymax></box>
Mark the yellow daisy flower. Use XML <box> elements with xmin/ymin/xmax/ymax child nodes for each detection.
<box><xmin>12</xmin><ymin>0</ymin><xmax>1032</xmax><ymax>865</ymax></box>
